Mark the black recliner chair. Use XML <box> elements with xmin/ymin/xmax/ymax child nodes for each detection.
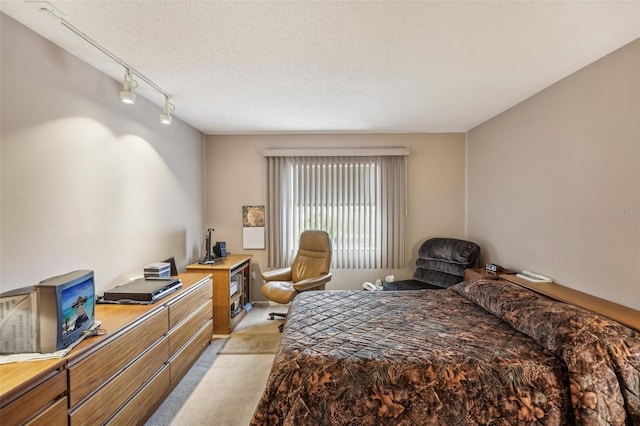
<box><xmin>384</xmin><ymin>238</ymin><xmax>481</xmax><ymax>291</ymax></box>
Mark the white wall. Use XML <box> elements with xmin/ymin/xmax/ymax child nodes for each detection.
<box><xmin>467</xmin><ymin>39</ymin><xmax>640</xmax><ymax>310</ymax></box>
<box><xmin>205</xmin><ymin>133</ymin><xmax>466</xmax><ymax>300</ymax></box>
<box><xmin>1</xmin><ymin>14</ymin><xmax>205</xmax><ymax>295</ymax></box>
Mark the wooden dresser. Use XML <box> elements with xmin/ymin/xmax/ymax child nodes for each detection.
<box><xmin>0</xmin><ymin>272</ymin><xmax>213</xmax><ymax>425</ymax></box>
<box><xmin>0</xmin><ymin>359</ymin><xmax>67</xmax><ymax>425</ymax></box>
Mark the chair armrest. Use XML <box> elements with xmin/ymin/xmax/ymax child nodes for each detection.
<box><xmin>293</xmin><ymin>273</ymin><xmax>333</xmax><ymax>292</ymax></box>
<box><xmin>261</xmin><ymin>267</ymin><xmax>292</xmax><ymax>282</ymax></box>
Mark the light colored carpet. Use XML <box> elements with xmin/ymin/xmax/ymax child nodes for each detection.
<box><xmin>165</xmin><ymin>353</ymin><xmax>275</xmax><ymax>425</ymax></box>
<box><xmin>218</xmin><ymin>323</ymin><xmax>282</xmax><ymax>354</ymax></box>
<box><xmin>145</xmin><ymin>302</ymin><xmax>287</xmax><ymax>426</ymax></box>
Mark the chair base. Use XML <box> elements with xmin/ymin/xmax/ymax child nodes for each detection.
<box><xmin>268</xmin><ymin>312</ymin><xmax>286</xmax><ymax>332</ymax></box>
<box><xmin>268</xmin><ymin>312</ymin><xmax>287</xmax><ymax>320</ymax></box>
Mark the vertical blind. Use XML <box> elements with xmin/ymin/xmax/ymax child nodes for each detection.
<box><xmin>266</xmin><ymin>152</ymin><xmax>407</xmax><ymax>269</ymax></box>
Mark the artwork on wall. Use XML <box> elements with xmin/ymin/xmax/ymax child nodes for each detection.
<box><xmin>242</xmin><ymin>206</ymin><xmax>265</xmax><ymax>249</ymax></box>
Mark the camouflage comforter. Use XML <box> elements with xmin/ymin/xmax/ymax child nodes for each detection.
<box><xmin>251</xmin><ymin>280</ymin><xmax>640</xmax><ymax>425</ymax></box>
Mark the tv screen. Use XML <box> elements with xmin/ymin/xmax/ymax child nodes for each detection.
<box><xmin>39</xmin><ymin>269</ymin><xmax>96</xmax><ymax>352</ymax></box>
<box><xmin>60</xmin><ymin>274</ymin><xmax>94</xmax><ymax>342</ymax></box>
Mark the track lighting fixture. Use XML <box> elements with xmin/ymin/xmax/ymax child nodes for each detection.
<box><xmin>120</xmin><ymin>69</ymin><xmax>137</xmax><ymax>104</ymax></box>
<box><xmin>160</xmin><ymin>96</ymin><xmax>175</xmax><ymax>124</ymax></box>
<box><xmin>40</xmin><ymin>6</ymin><xmax>176</xmax><ymax>125</ymax></box>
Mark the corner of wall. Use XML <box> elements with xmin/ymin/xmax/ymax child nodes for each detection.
<box><xmin>463</xmin><ymin>132</ymin><xmax>470</xmax><ymax>238</ymax></box>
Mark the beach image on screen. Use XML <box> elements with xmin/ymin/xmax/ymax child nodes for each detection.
<box><xmin>61</xmin><ymin>278</ymin><xmax>94</xmax><ymax>336</ymax></box>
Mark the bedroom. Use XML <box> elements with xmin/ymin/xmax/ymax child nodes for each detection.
<box><xmin>1</xmin><ymin>1</ymin><xmax>638</xmax><ymax>310</ymax></box>
<box><xmin>0</xmin><ymin>1</ymin><xmax>639</xmax><ymax>423</ymax></box>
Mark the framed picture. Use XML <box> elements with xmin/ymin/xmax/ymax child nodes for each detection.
<box><xmin>242</xmin><ymin>206</ymin><xmax>265</xmax><ymax>227</ymax></box>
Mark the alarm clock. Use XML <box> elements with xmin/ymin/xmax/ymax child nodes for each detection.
<box><xmin>485</xmin><ymin>263</ymin><xmax>503</xmax><ymax>273</ymax></box>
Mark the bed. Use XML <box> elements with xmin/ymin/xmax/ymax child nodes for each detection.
<box><xmin>251</xmin><ymin>278</ymin><xmax>640</xmax><ymax>425</ymax></box>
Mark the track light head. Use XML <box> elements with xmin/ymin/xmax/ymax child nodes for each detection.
<box><xmin>160</xmin><ymin>113</ymin><xmax>172</xmax><ymax>125</ymax></box>
<box><xmin>120</xmin><ymin>69</ymin><xmax>137</xmax><ymax>104</ymax></box>
<box><xmin>161</xmin><ymin>96</ymin><xmax>175</xmax><ymax>124</ymax></box>
<box><xmin>120</xmin><ymin>91</ymin><xmax>135</xmax><ymax>104</ymax></box>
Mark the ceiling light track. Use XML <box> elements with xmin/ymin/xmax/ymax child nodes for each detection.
<box><xmin>39</xmin><ymin>5</ymin><xmax>174</xmax><ymax>124</ymax></box>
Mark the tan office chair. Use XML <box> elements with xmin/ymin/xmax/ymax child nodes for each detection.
<box><xmin>261</xmin><ymin>230</ymin><xmax>332</xmax><ymax>330</ymax></box>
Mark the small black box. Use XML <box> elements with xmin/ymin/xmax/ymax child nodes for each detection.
<box><xmin>213</xmin><ymin>242</ymin><xmax>227</xmax><ymax>257</ymax></box>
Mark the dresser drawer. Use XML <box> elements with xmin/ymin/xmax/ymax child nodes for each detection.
<box><xmin>170</xmin><ymin>319</ymin><xmax>213</xmax><ymax>385</ymax></box>
<box><xmin>169</xmin><ymin>299</ymin><xmax>212</xmax><ymax>356</ymax></box>
<box><xmin>68</xmin><ymin>308</ymin><xmax>169</xmax><ymax>407</ymax></box>
<box><xmin>25</xmin><ymin>396</ymin><xmax>68</xmax><ymax>426</ymax></box>
<box><xmin>1</xmin><ymin>369</ymin><xmax>67</xmax><ymax>425</ymax></box>
<box><xmin>69</xmin><ymin>337</ymin><xmax>169</xmax><ymax>425</ymax></box>
<box><xmin>106</xmin><ymin>365</ymin><xmax>171</xmax><ymax>426</ymax></box>
<box><xmin>168</xmin><ymin>279</ymin><xmax>212</xmax><ymax>329</ymax></box>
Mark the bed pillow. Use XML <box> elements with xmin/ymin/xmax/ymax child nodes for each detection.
<box><xmin>454</xmin><ymin>279</ymin><xmax>640</xmax><ymax>425</ymax></box>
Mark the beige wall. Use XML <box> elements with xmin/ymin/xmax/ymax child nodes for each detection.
<box><xmin>467</xmin><ymin>39</ymin><xmax>640</xmax><ymax>310</ymax></box>
<box><xmin>1</xmin><ymin>14</ymin><xmax>205</xmax><ymax>294</ymax></box>
<box><xmin>205</xmin><ymin>133</ymin><xmax>466</xmax><ymax>299</ymax></box>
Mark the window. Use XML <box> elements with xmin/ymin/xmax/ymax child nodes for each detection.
<box><xmin>265</xmin><ymin>149</ymin><xmax>407</xmax><ymax>269</ymax></box>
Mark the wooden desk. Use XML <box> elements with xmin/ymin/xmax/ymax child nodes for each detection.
<box><xmin>186</xmin><ymin>254</ymin><xmax>252</xmax><ymax>334</ymax></box>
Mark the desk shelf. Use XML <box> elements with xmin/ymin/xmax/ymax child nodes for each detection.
<box><xmin>187</xmin><ymin>254</ymin><xmax>252</xmax><ymax>334</ymax></box>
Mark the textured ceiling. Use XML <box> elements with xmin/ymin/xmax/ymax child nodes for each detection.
<box><xmin>1</xmin><ymin>1</ymin><xmax>639</xmax><ymax>134</ymax></box>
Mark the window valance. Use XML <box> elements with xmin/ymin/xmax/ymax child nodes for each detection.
<box><xmin>263</xmin><ymin>147</ymin><xmax>409</xmax><ymax>157</ymax></box>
